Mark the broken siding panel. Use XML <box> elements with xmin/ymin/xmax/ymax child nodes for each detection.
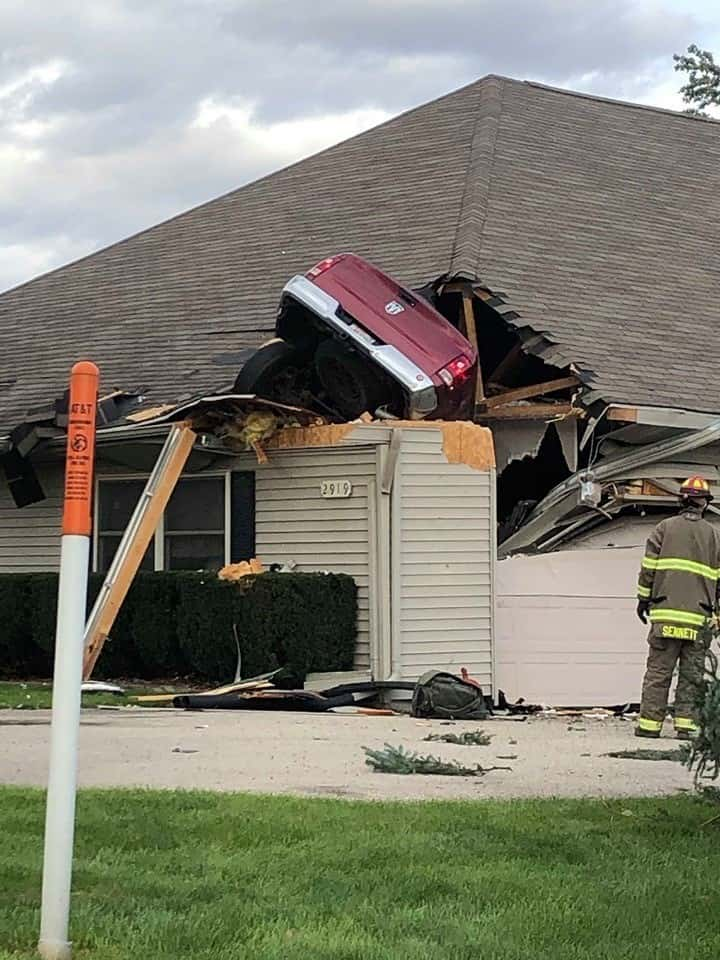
<box><xmin>250</xmin><ymin>445</ymin><xmax>378</xmax><ymax>672</ymax></box>
<box><xmin>0</xmin><ymin>465</ymin><xmax>63</xmax><ymax>571</ymax></box>
<box><xmin>395</xmin><ymin>428</ymin><xmax>494</xmax><ymax>690</ymax></box>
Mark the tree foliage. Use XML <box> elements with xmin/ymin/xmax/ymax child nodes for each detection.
<box><xmin>364</xmin><ymin>743</ymin><xmax>510</xmax><ymax>776</ymax></box>
<box><xmin>674</xmin><ymin>44</ymin><xmax>720</xmax><ymax>116</ymax></box>
<box><xmin>424</xmin><ymin>730</ymin><xmax>492</xmax><ymax>746</ymax></box>
<box><xmin>686</xmin><ymin>644</ymin><xmax>720</xmax><ymax>786</ymax></box>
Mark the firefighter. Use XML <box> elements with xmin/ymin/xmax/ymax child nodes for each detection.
<box><xmin>636</xmin><ymin>476</ymin><xmax>720</xmax><ymax>739</ymax></box>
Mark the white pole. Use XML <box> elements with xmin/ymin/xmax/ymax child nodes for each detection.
<box><xmin>38</xmin><ymin>535</ymin><xmax>90</xmax><ymax>960</ymax></box>
<box><xmin>38</xmin><ymin>360</ymin><xmax>99</xmax><ymax>960</ymax></box>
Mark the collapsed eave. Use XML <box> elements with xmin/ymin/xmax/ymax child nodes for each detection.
<box><xmin>499</xmin><ymin>409</ymin><xmax>720</xmax><ymax>558</ymax></box>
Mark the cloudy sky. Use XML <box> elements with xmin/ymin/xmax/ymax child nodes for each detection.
<box><xmin>1</xmin><ymin>0</ymin><xmax>718</xmax><ymax>293</ymax></box>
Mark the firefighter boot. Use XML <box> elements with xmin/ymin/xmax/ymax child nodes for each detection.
<box><xmin>674</xmin><ymin>719</ymin><xmax>699</xmax><ymax>741</ymax></box>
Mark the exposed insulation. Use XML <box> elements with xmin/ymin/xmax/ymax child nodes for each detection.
<box><xmin>265</xmin><ymin>419</ymin><xmax>495</xmax><ymax>471</ymax></box>
<box><xmin>432</xmin><ymin>421</ymin><xmax>495</xmax><ymax>472</ymax></box>
<box><xmin>218</xmin><ymin>558</ymin><xmax>264</xmax><ymax>580</ymax></box>
<box><xmin>265</xmin><ymin>422</ymin><xmax>358</xmax><ymax>451</ymax></box>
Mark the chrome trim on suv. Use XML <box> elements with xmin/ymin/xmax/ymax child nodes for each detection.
<box><xmin>282</xmin><ymin>275</ymin><xmax>438</xmax><ymax>417</ymax></box>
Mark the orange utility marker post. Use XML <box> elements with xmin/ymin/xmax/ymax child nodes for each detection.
<box><xmin>38</xmin><ymin>362</ymin><xmax>99</xmax><ymax>960</ymax></box>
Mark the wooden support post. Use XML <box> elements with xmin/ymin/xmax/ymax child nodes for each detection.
<box><xmin>82</xmin><ymin>424</ymin><xmax>196</xmax><ymax>679</ymax></box>
<box><xmin>461</xmin><ymin>292</ymin><xmax>485</xmax><ymax>403</ymax></box>
<box><xmin>482</xmin><ymin>375</ymin><xmax>579</xmax><ymax>409</ymax></box>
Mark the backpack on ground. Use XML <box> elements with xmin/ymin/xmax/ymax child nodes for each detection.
<box><xmin>410</xmin><ymin>670</ymin><xmax>489</xmax><ymax>720</ymax></box>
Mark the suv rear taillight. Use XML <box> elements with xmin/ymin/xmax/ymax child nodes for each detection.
<box><xmin>307</xmin><ymin>255</ymin><xmax>345</xmax><ymax>278</ymax></box>
<box><xmin>438</xmin><ymin>354</ymin><xmax>472</xmax><ymax>387</ymax></box>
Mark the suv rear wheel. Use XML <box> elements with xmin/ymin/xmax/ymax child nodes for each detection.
<box><xmin>314</xmin><ymin>338</ymin><xmax>386</xmax><ymax>419</ymax></box>
<box><xmin>233</xmin><ymin>338</ymin><xmax>304</xmax><ymax>405</ymax></box>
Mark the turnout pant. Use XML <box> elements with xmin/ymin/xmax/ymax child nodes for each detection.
<box><xmin>639</xmin><ymin>626</ymin><xmax>705</xmax><ymax>731</ymax></box>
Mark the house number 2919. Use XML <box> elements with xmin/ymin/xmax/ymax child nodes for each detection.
<box><xmin>320</xmin><ymin>480</ymin><xmax>353</xmax><ymax>499</ymax></box>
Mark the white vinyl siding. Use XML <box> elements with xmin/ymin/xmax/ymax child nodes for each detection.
<box><xmin>247</xmin><ymin>445</ymin><xmax>378</xmax><ymax>673</ymax></box>
<box><xmin>0</xmin><ymin>425</ymin><xmax>498</xmax><ymax>689</ymax></box>
<box><xmin>392</xmin><ymin>428</ymin><xmax>495</xmax><ymax>692</ymax></box>
<box><xmin>0</xmin><ymin>467</ymin><xmax>63</xmax><ymax>571</ymax></box>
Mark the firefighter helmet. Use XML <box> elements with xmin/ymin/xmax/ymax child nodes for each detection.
<box><xmin>680</xmin><ymin>476</ymin><xmax>713</xmax><ymax>501</ymax></box>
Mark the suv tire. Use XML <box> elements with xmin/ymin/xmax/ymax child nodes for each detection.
<box><xmin>233</xmin><ymin>338</ymin><xmax>302</xmax><ymax>402</ymax></box>
<box><xmin>314</xmin><ymin>338</ymin><xmax>386</xmax><ymax>419</ymax></box>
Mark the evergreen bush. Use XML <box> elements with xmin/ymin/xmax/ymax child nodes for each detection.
<box><xmin>0</xmin><ymin>571</ymin><xmax>357</xmax><ymax>682</ymax></box>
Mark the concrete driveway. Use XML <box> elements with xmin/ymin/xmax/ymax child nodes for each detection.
<box><xmin>0</xmin><ymin>708</ymin><xmax>695</xmax><ymax>800</ymax></box>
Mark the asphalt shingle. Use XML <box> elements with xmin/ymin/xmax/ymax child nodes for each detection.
<box><xmin>1</xmin><ymin>75</ymin><xmax>719</xmax><ymax>426</ymax></box>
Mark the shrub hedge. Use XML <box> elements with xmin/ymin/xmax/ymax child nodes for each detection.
<box><xmin>0</xmin><ymin>571</ymin><xmax>357</xmax><ymax>682</ymax></box>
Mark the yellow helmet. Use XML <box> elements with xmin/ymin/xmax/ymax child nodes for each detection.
<box><xmin>680</xmin><ymin>476</ymin><xmax>713</xmax><ymax>501</ymax></box>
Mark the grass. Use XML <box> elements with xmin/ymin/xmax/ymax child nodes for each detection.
<box><xmin>0</xmin><ymin>682</ymin><xmax>171</xmax><ymax>711</ymax></box>
<box><xmin>1</xmin><ymin>788</ymin><xmax>720</xmax><ymax>959</ymax></box>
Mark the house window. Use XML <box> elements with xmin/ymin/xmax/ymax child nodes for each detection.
<box><xmin>164</xmin><ymin>476</ymin><xmax>226</xmax><ymax>571</ymax></box>
<box><xmin>96</xmin><ymin>479</ymin><xmax>154</xmax><ymax>573</ymax></box>
<box><xmin>95</xmin><ymin>474</ymin><xmax>229</xmax><ymax>573</ymax></box>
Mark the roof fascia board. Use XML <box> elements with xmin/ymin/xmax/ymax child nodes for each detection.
<box><xmin>607</xmin><ymin>404</ymin><xmax>720</xmax><ymax>431</ymax></box>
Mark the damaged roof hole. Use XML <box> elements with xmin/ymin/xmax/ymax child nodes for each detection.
<box><xmin>431</xmin><ymin>290</ymin><xmax>559</xmax><ymax>393</ymax></box>
<box><xmin>497</xmin><ymin>423</ymin><xmax>573</xmax><ymax>543</ymax></box>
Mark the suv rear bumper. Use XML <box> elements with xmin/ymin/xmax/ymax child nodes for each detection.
<box><xmin>282</xmin><ymin>275</ymin><xmax>438</xmax><ymax>419</ymax></box>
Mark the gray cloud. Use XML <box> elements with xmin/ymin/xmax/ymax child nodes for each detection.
<box><xmin>0</xmin><ymin>0</ymin><xmax>704</xmax><ymax>292</ymax></box>
<box><xmin>226</xmin><ymin>0</ymin><xmax>691</xmax><ymax>74</ymax></box>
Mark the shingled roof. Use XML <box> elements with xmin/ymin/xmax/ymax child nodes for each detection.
<box><xmin>2</xmin><ymin>74</ymin><xmax>720</xmax><ymax>426</ymax></box>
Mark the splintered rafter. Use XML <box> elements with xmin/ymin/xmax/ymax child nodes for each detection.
<box><xmin>476</xmin><ymin>402</ymin><xmax>576</xmax><ymax>420</ymax></box>
<box><xmin>439</xmin><ymin>279</ymin><xmax>486</xmax><ymax>405</ymax></box>
<box><xmin>482</xmin><ymin>375</ymin><xmax>580</xmax><ymax>410</ymax></box>
<box><xmin>461</xmin><ymin>292</ymin><xmax>485</xmax><ymax>403</ymax></box>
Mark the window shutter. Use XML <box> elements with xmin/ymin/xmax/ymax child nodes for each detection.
<box><xmin>230</xmin><ymin>471</ymin><xmax>256</xmax><ymax>562</ymax></box>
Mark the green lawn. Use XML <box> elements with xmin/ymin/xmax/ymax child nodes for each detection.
<box><xmin>1</xmin><ymin>788</ymin><xmax>720</xmax><ymax>959</ymax></box>
<box><xmin>0</xmin><ymin>682</ymin><xmax>170</xmax><ymax>710</ymax></box>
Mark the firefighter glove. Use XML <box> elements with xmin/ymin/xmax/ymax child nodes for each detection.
<box><xmin>636</xmin><ymin>600</ymin><xmax>650</xmax><ymax>624</ymax></box>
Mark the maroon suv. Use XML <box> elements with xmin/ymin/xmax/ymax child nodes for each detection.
<box><xmin>234</xmin><ymin>253</ymin><xmax>477</xmax><ymax>420</ymax></box>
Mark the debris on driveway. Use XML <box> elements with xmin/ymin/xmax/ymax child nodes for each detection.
<box><xmin>605</xmin><ymin>746</ymin><xmax>690</xmax><ymax>763</ymax></box>
<box><xmin>364</xmin><ymin>743</ymin><xmax>512</xmax><ymax>777</ymax></box>
<box><xmin>2</xmin><ymin>712</ymin><xmax>697</xmax><ymax>799</ymax></box>
<box><xmin>424</xmin><ymin>730</ymin><xmax>491</xmax><ymax>746</ymax></box>
<box><xmin>150</xmin><ymin>672</ymin><xmax>416</xmax><ymax>713</ymax></box>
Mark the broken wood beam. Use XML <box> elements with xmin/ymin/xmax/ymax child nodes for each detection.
<box><xmin>82</xmin><ymin>423</ymin><xmax>197</xmax><ymax>679</ymax></box>
<box><xmin>441</xmin><ymin>280</ymin><xmax>493</xmax><ymax>300</ymax></box>
<box><xmin>441</xmin><ymin>280</ymin><xmax>470</xmax><ymax>295</ymax></box>
<box><xmin>482</xmin><ymin>375</ymin><xmax>579</xmax><ymax>409</ymax></box>
<box><xmin>461</xmin><ymin>292</ymin><xmax>485</xmax><ymax>403</ymax></box>
<box><xmin>475</xmin><ymin>402</ymin><xmax>576</xmax><ymax>421</ymax></box>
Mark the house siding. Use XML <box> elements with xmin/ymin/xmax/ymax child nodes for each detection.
<box><xmin>0</xmin><ymin>466</ymin><xmax>63</xmax><ymax>571</ymax></box>
<box><xmin>248</xmin><ymin>445</ymin><xmax>378</xmax><ymax>673</ymax></box>
<box><xmin>392</xmin><ymin>427</ymin><xmax>495</xmax><ymax>692</ymax></box>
